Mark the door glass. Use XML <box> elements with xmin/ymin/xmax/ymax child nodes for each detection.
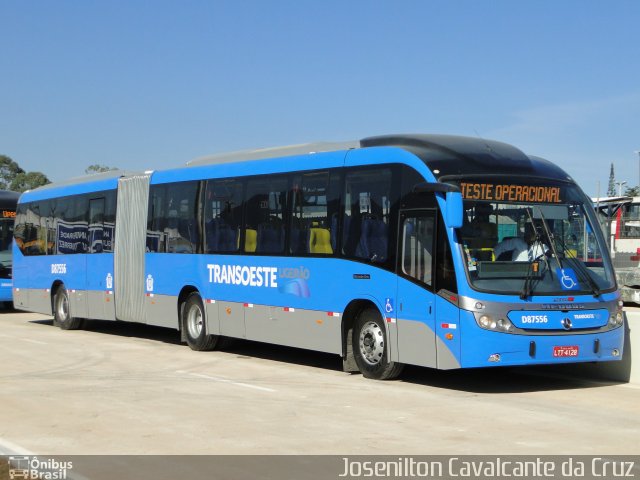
<box><xmin>402</xmin><ymin>214</ymin><xmax>435</xmax><ymax>287</ymax></box>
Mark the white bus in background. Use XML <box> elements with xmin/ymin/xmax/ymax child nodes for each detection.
<box><xmin>594</xmin><ymin>195</ymin><xmax>640</xmax><ymax>304</ymax></box>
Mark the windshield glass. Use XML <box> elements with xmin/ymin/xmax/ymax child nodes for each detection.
<box><xmin>456</xmin><ymin>180</ymin><xmax>615</xmax><ymax>296</ymax></box>
<box><xmin>0</xmin><ymin>217</ymin><xmax>14</xmax><ymax>274</ymax></box>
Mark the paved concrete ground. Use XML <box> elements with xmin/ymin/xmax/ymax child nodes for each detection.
<box><xmin>0</xmin><ymin>310</ymin><xmax>638</xmax><ymax>455</ymax></box>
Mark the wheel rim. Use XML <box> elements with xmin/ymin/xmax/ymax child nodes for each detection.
<box><xmin>56</xmin><ymin>292</ymin><xmax>68</xmax><ymax>321</ymax></box>
<box><xmin>358</xmin><ymin>320</ymin><xmax>385</xmax><ymax>366</ymax></box>
<box><xmin>186</xmin><ymin>303</ymin><xmax>203</xmax><ymax>339</ymax></box>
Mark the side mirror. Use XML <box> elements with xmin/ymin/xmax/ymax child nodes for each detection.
<box><xmin>445</xmin><ymin>191</ymin><xmax>463</xmax><ymax>229</ymax></box>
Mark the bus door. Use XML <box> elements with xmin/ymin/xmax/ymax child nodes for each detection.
<box><xmin>396</xmin><ymin>209</ymin><xmax>438</xmax><ymax>368</ymax></box>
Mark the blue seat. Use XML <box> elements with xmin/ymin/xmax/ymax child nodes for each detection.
<box><xmin>356</xmin><ymin>216</ymin><xmax>388</xmax><ymax>262</ymax></box>
<box><xmin>257</xmin><ymin>223</ymin><xmax>284</xmax><ymax>253</ymax></box>
<box><xmin>206</xmin><ymin>218</ymin><xmax>238</xmax><ymax>253</ymax></box>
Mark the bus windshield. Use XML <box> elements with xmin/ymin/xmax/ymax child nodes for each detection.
<box><xmin>456</xmin><ymin>181</ymin><xmax>616</xmax><ymax>296</ymax></box>
<box><xmin>0</xmin><ymin>214</ymin><xmax>14</xmax><ymax>278</ymax></box>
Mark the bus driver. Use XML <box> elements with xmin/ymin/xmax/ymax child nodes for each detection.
<box><xmin>494</xmin><ymin>222</ymin><xmax>548</xmax><ymax>262</ymax></box>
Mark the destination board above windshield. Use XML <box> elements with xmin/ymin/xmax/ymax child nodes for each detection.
<box><xmin>460</xmin><ymin>182</ymin><xmax>563</xmax><ymax>204</ymax></box>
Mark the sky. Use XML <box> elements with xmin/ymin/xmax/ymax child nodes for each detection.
<box><xmin>1</xmin><ymin>0</ymin><xmax>639</xmax><ymax>196</ymax></box>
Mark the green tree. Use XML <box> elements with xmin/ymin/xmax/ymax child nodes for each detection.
<box><xmin>624</xmin><ymin>185</ymin><xmax>640</xmax><ymax>197</ymax></box>
<box><xmin>10</xmin><ymin>171</ymin><xmax>50</xmax><ymax>192</ymax></box>
<box><xmin>0</xmin><ymin>155</ymin><xmax>25</xmax><ymax>189</ymax></box>
<box><xmin>607</xmin><ymin>163</ymin><xmax>616</xmax><ymax>197</ymax></box>
<box><xmin>85</xmin><ymin>164</ymin><xmax>118</xmax><ymax>174</ymax></box>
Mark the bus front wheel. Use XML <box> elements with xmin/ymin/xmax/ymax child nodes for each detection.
<box><xmin>352</xmin><ymin>308</ymin><xmax>404</xmax><ymax>380</ymax></box>
<box><xmin>182</xmin><ymin>292</ymin><xmax>219</xmax><ymax>351</ymax></box>
<box><xmin>53</xmin><ymin>286</ymin><xmax>83</xmax><ymax>330</ymax></box>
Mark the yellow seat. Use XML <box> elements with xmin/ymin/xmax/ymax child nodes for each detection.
<box><xmin>470</xmin><ymin>247</ymin><xmax>495</xmax><ymax>261</ymax></box>
<box><xmin>244</xmin><ymin>229</ymin><xmax>257</xmax><ymax>253</ymax></box>
<box><xmin>309</xmin><ymin>228</ymin><xmax>333</xmax><ymax>254</ymax></box>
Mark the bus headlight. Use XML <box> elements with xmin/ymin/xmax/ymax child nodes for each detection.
<box><xmin>477</xmin><ymin>314</ymin><xmax>513</xmax><ymax>332</ymax></box>
<box><xmin>479</xmin><ymin>315</ymin><xmax>494</xmax><ymax>329</ymax></box>
<box><xmin>497</xmin><ymin>318</ymin><xmax>512</xmax><ymax>332</ymax></box>
<box><xmin>609</xmin><ymin>312</ymin><xmax>624</xmax><ymax>327</ymax></box>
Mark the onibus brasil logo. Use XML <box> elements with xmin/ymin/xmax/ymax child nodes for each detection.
<box><xmin>8</xmin><ymin>456</ymin><xmax>73</xmax><ymax>480</ymax></box>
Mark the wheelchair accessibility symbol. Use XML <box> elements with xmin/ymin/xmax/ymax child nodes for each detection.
<box><xmin>556</xmin><ymin>268</ymin><xmax>579</xmax><ymax>291</ymax></box>
<box><xmin>385</xmin><ymin>298</ymin><xmax>394</xmax><ymax>314</ymax></box>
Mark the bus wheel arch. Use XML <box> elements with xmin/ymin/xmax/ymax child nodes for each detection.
<box><xmin>51</xmin><ymin>281</ymin><xmax>83</xmax><ymax>330</ymax></box>
<box><xmin>340</xmin><ymin>300</ymin><xmax>378</xmax><ymax>372</ymax></box>
<box><xmin>178</xmin><ymin>287</ymin><xmax>218</xmax><ymax>351</ymax></box>
<box><xmin>50</xmin><ymin>280</ymin><xmax>64</xmax><ymax>318</ymax></box>
<box><xmin>341</xmin><ymin>299</ymin><xmax>403</xmax><ymax>380</ymax></box>
<box><xmin>177</xmin><ymin>285</ymin><xmax>198</xmax><ymax>340</ymax></box>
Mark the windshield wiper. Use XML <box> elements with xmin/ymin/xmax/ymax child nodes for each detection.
<box><xmin>554</xmin><ymin>234</ymin><xmax>601</xmax><ymax>297</ymax></box>
<box><xmin>519</xmin><ymin>208</ymin><xmax>553</xmax><ymax>299</ymax></box>
<box><xmin>520</xmin><ymin>261</ymin><xmax>535</xmax><ymax>300</ymax></box>
<box><xmin>528</xmin><ymin>206</ymin><xmax>601</xmax><ymax>297</ymax></box>
<box><xmin>532</xmin><ymin>205</ymin><xmax>602</xmax><ymax>297</ymax></box>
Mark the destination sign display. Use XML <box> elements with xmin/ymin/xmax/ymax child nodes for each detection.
<box><xmin>460</xmin><ymin>182</ymin><xmax>563</xmax><ymax>204</ymax></box>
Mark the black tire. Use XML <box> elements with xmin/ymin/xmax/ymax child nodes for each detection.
<box><xmin>53</xmin><ymin>286</ymin><xmax>83</xmax><ymax>330</ymax></box>
<box><xmin>182</xmin><ymin>292</ymin><xmax>219</xmax><ymax>351</ymax></box>
<box><xmin>352</xmin><ymin>308</ymin><xmax>404</xmax><ymax>380</ymax></box>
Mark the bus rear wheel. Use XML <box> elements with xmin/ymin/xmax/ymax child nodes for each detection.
<box><xmin>352</xmin><ymin>308</ymin><xmax>404</xmax><ymax>380</ymax></box>
<box><xmin>53</xmin><ymin>286</ymin><xmax>83</xmax><ymax>330</ymax></box>
<box><xmin>182</xmin><ymin>292</ymin><xmax>219</xmax><ymax>351</ymax></box>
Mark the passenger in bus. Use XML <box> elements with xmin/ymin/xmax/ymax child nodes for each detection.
<box><xmin>494</xmin><ymin>222</ymin><xmax>548</xmax><ymax>261</ymax></box>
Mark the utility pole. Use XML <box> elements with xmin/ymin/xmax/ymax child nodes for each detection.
<box><xmin>616</xmin><ymin>181</ymin><xmax>627</xmax><ymax>197</ymax></box>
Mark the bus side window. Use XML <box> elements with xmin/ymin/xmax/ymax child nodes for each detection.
<box><xmin>42</xmin><ymin>200</ymin><xmax>55</xmax><ymax>255</ymax></box>
<box><xmin>25</xmin><ymin>203</ymin><xmax>45</xmax><ymax>256</ymax></box>
<box><xmin>147</xmin><ymin>185</ymin><xmax>167</xmax><ymax>253</ymax></box>
<box><xmin>14</xmin><ymin>204</ymin><xmax>27</xmax><ymax>254</ymax></box>
<box><xmin>164</xmin><ymin>181</ymin><xmax>201</xmax><ymax>254</ymax></box>
<box><xmin>244</xmin><ymin>176</ymin><xmax>287</xmax><ymax>254</ymax></box>
<box><xmin>401</xmin><ymin>213</ymin><xmax>435</xmax><ymax>288</ymax></box>
<box><xmin>103</xmin><ymin>190</ymin><xmax>116</xmax><ymax>253</ymax></box>
<box><xmin>89</xmin><ymin>198</ymin><xmax>105</xmax><ymax>253</ymax></box>
<box><xmin>343</xmin><ymin>168</ymin><xmax>392</xmax><ymax>263</ymax></box>
<box><xmin>290</xmin><ymin>171</ymin><xmax>333</xmax><ymax>255</ymax></box>
<box><xmin>54</xmin><ymin>196</ymin><xmax>89</xmax><ymax>255</ymax></box>
<box><xmin>204</xmin><ymin>179</ymin><xmax>243</xmax><ymax>254</ymax></box>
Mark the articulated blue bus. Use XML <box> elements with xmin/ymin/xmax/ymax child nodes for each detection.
<box><xmin>12</xmin><ymin>135</ymin><xmax>624</xmax><ymax>379</ymax></box>
<box><xmin>0</xmin><ymin>190</ymin><xmax>19</xmax><ymax>306</ymax></box>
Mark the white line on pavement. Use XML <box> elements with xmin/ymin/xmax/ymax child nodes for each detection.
<box><xmin>176</xmin><ymin>370</ymin><xmax>276</xmax><ymax>393</ymax></box>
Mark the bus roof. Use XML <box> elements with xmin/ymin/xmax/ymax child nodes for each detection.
<box><xmin>360</xmin><ymin>134</ymin><xmax>573</xmax><ymax>183</ymax></box>
<box><xmin>19</xmin><ymin>133</ymin><xmax>577</xmax><ymax>202</ymax></box>
<box><xmin>18</xmin><ymin>169</ymin><xmax>142</xmax><ymax>202</ymax></box>
<box><xmin>188</xmin><ymin>133</ymin><xmax>574</xmax><ymax>183</ymax></box>
<box><xmin>187</xmin><ymin>141</ymin><xmax>359</xmax><ymax>166</ymax></box>
<box><xmin>0</xmin><ymin>190</ymin><xmax>20</xmax><ymax>209</ymax></box>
